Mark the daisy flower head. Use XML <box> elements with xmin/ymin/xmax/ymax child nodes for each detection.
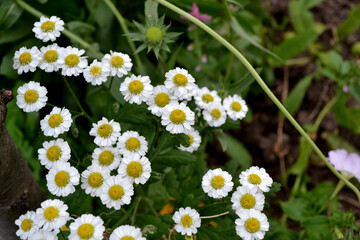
<box><xmin>161</xmin><ymin>102</ymin><xmax>195</xmax><ymax>134</ymax></box>
<box><xmin>120</xmin><ymin>74</ymin><xmax>153</xmax><ymax>105</ymax></box>
<box><xmin>29</xmin><ymin>229</ymin><xmax>57</xmax><ymax>240</ymax></box>
<box><xmin>110</xmin><ymin>225</ymin><xmax>146</xmax><ymax>240</ymax></box>
<box><xmin>89</xmin><ymin>117</ymin><xmax>121</xmax><ymax>146</ymax></box>
<box><xmin>91</xmin><ymin>146</ymin><xmax>121</xmax><ymax>171</ymax></box>
<box><xmin>15</xmin><ymin>211</ymin><xmax>39</xmax><ymax>239</ymax></box>
<box><xmin>39</xmin><ymin>44</ymin><xmax>63</xmax><ymax>72</ymax></box>
<box><xmin>223</xmin><ymin>94</ymin><xmax>248</xmax><ymax>120</ymax></box>
<box><xmin>40</xmin><ymin>107</ymin><xmax>73</xmax><ymax>138</ymax></box>
<box><xmin>173</xmin><ymin>207</ymin><xmax>201</xmax><ymax>236</ymax></box>
<box><xmin>69</xmin><ymin>214</ymin><xmax>105</xmax><ymax>240</ymax></box>
<box><xmin>13</xmin><ymin>46</ymin><xmax>41</xmax><ymax>74</ymax></box>
<box><xmin>146</xmin><ymin>85</ymin><xmax>177</xmax><ymax>117</ymax></box>
<box><xmin>38</xmin><ymin>138</ymin><xmax>71</xmax><ymax>169</ymax></box>
<box><xmin>81</xmin><ymin>164</ymin><xmax>111</xmax><ymax>197</ymax></box>
<box><xmin>239</xmin><ymin>166</ymin><xmax>273</xmax><ymax>193</ymax></box>
<box><xmin>46</xmin><ymin>161</ymin><xmax>80</xmax><ymax>197</ymax></box>
<box><xmin>58</xmin><ymin>46</ymin><xmax>88</xmax><ymax>76</ymax></box>
<box><xmin>194</xmin><ymin>87</ymin><xmax>221</xmax><ymax>109</ymax></box>
<box><xmin>32</xmin><ymin>16</ymin><xmax>64</xmax><ymax>42</ymax></box>
<box><xmin>101</xmin><ymin>51</ymin><xmax>133</xmax><ymax>78</ymax></box>
<box><xmin>83</xmin><ymin>59</ymin><xmax>110</xmax><ymax>86</ymax></box>
<box><xmin>118</xmin><ymin>156</ymin><xmax>151</xmax><ymax>184</ymax></box>
<box><xmin>178</xmin><ymin>128</ymin><xmax>201</xmax><ymax>153</ymax></box>
<box><xmin>100</xmin><ymin>175</ymin><xmax>134</xmax><ymax>210</ymax></box>
<box><xmin>231</xmin><ymin>185</ymin><xmax>265</xmax><ymax>215</ymax></box>
<box><xmin>164</xmin><ymin>67</ymin><xmax>196</xmax><ymax>101</ymax></box>
<box><xmin>16</xmin><ymin>81</ymin><xmax>47</xmax><ymax>112</ymax></box>
<box><xmin>202</xmin><ymin>103</ymin><xmax>227</xmax><ymax>127</ymax></box>
<box><xmin>235</xmin><ymin>209</ymin><xmax>269</xmax><ymax>240</ymax></box>
<box><xmin>202</xmin><ymin>168</ymin><xmax>234</xmax><ymax>199</ymax></box>
<box><xmin>36</xmin><ymin>199</ymin><xmax>69</xmax><ymax>233</ymax></box>
<box><xmin>117</xmin><ymin>131</ymin><xmax>148</xmax><ymax>158</ymax></box>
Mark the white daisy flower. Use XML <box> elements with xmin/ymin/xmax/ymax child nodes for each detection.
<box><xmin>231</xmin><ymin>186</ymin><xmax>265</xmax><ymax>216</ymax></box>
<box><xmin>29</xmin><ymin>229</ymin><xmax>57</xmax><ymax>240</ymax></box>
<box><xmin>161</xmin><ymin>102</ymin><xmax>195</xmax><ymax>134</ymax></box>
<box><xmin>46</xmin><ymin>161</ymin><xmax>80</xmax><ymax>197</ymax></box>
<box><xmin>178</xmin><ymin>128</ymin><xmax>201</xmax><ymax>153</ymax></box>
<box><xmin>194</xmin><ymin>87</ymin><xmax>221</xmax><ymax>109</ymax></box>
<box><xmin>223</xmin><ymin>94</ymin><xmax>248</xmax><ymax>120</ymax></box>
<box><xmin>83</xmin><ymin>59</ymin><xmax>110</xmax><ymax>86</ymax></box>
<box><xmin>38</xmin><ymin>138</ymin><xmax>71</xmax><ymax>169</ymax></box>
<box><xmin>81</xmin><ymin>164</ymin><xmax>111</xmax><ymax>197</ymax></box>
<box><xmin>16</xmin><ymin>81</ymin><xmax>47</xmax><ymax>112</ymax></box>
<box><xmin>146</xmin><ymin>85</ymin><xmax>178</xmax><ymax>117</ymax></box>
<box><xmin>117</xmin><ymin>131</ymin><xmax>148</xmax><ymax>159</ymax></box>
<box><xmin>13</xmin><ymin>46</ymin><xmax>41</xmax><ymax>74</ymax></box>
<box><xmin>101</xmin><ymin>51</ymin><xmax>132</xmax><ymax>78</ymax></box>
<box><xmin>118</xmin><ymin>156</ymin><xmax>151</xmax><ymax>184</ymax></box>
<box><xmin>91</xmin><ymin>147</ymin><xmax>121</xmax><ymax>171</ymax></box>
<box><xmin>89</xmin><ymin>117</ymin><xmax>121</xmax><ymax>147</ymax></box>
<box><xmin>100</xmin><ymin>175</ymin><xmax>134</xmax><ymax>210</ymax></box>
<box><xmin>58</xmin><ymin>46</ymin><xmax>88</xmax><ymax>76</ymax></box>
<box><xmin>40</xmin><ymin>107</ymin><xmax>73</xmax><ymax>138</ymax></box>
<box><xmin>32</xmin><ymin>16</ymin><xmax>64</xmax><ymax>42</ymax></box>
<box><xmin>235</xmin><ymin>209</ymin><xmax>269</xmax><ymax>240</ymax></box>
<box><xmin>173</xmin><ymin>207</ymin><xmax>201</xmax><ymax>236</ymax></box>
<box><xmin>202</xmin><ymin>168</ymin><xmax>234</xmax><ymax>199</ymax></box>
<box><xmin>110</xmin><ymin>225</ymin><xmax>146</xmax><ymax>240</ymax></box>
<box><xmin>120</xmin><ymin>74</ymin><xmax>153</xmax><ymax>105</ymax></box>
<box><xmin>39</xmin><ymin>43</ymin><xmax>63</xmax><ymax>72</ymax></box>
<box><xmin>69</xmin><ymin>214</ymin><xmax>105</xmax><ymax>240</ymax></box>
<box><xmin>15</xmin><ymin>211</ymin><xmax>39</xmax><ymax>240</ymax></box>
<box><xmin>239</xmin><ymin>166</ymin><xmax>273</xmax><ymax>193</ymax></box>
<box><xmin>36</xmin><ymin>199</ymin><xmax>70</xmax><ymax>233</ymax></box>
<box><xmin>203</xmin><ymin>103</ymin><xmax>227</xmax><ymax>127</ymax></box>
<box><xmin>164</xmin><ymin>67</ymin><xmax>196</xmax><ymax>101</ymax></box>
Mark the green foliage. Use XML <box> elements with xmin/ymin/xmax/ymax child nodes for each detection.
<box><xmin>337</xmin><ymin>5</ymin><xmax>360</xmax><ymax>41</ymax></box>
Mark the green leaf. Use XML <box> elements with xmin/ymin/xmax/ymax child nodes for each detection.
<box><xmin>318</xmin><ymin>51</ymin><xmax>343</xmax><ymax>76</ymax></box>
<box><xmin>67</xmin><ymin>21</ymin><xmax>96</xmax><ymax>37</ymax></box>
<box><xmin>337</xmin><ymin>5</ymin><xmax>360</xmax><ymax>41</ymax></box>
<box><xmin>226</xmin><ymin>0</ymin><xmax>250</xmax><ymax>8</ymax></box>
<box><xmin>288</xmin><ymin>136</ymin><xmax>312</xmax><ymax>176</ymax></box>
<box><xmin>0</xmin><ymin>1</ymin><xmax>23</xmax><ymax>30</ymax></box>
<box><xmin>280</xmin><ymin>199</ymin><xmax>308</xmax><ymax>221</ymax></box>
<box><xmin>145</xmin><ymin>0</ymin><xmax>158</xmax><ymax>21</ymax></box>
<box><xmin>152</xmin><ymin>150</ymin><xmax>196</xmax><ymax>167</ymax></box>
<box><xmin>0</xmin><ymin>21</ymin><xmax>31</xmax><ymax>45</ymax></box>
<box><xmin>228</xmin><ymin>68</ymin><xmax>259</xmax><ymax>94</ymax></box>
<box><xmin>224</xmin><ymin>135</ymin><xmax>252</xmax><ymax>175</ymax></box>
<box><xmin>349</xmin><ymin>82</ymin><xmax>360</xmax><ymax>102</ymax></box>
<box><xmin>333</xmin><ymin>92</ymin><xmax>360</xmax><ymax>134</ymax></box>
<box><xmin>321</xmin><ymin>131</ymin><xmax>360</xmax><ymax>154</ymax></box>
<box><xmin>289</xmin><ymin>1</ymin><xmax>316</xmax><ymax>33</ymax></box>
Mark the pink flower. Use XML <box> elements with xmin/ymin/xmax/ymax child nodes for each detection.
<box><xmin>328</xmin><ymin>149</ymin><xmax>360</xmax><ymax>181</ymax></box>
<box><xmin>180</xmin><ymin>3</ymin><xmax>212</xmax><ymax>22</ymax></box>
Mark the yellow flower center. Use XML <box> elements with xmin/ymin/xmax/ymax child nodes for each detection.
<box><xmin>19</xmin><ymin>52</ymin><xmax>32</xmax><ymax>65</ymax></box>
<box><xmin>155</xmin><ymin>92</ymin><xmax>170</xmax><ymax>107</ymax></box>
<box><xmin>44</xmin><ymin>50</ymin><xmax>58</xmax><ymax>63</ymax></box>
<box><xmin>43</xmin><ymin>206</ymin><xmax>59</xmax><ymax>221</ymax></box>
<box><xmin>126</xmin><ymin>161</ymin><xmax>143</xmax><ymax>178</ymax></box>
<box><xmin>90</xmin><ymin>66</ymin><xmax>102</xmax><ymax>77</ymax></box>
<box><xmin>98</xmin><ymin>150</ymin><xmax>114</xmax><ymax>166</ymax></box>
<box><xmin>111</xmin><ymin>56</ymin><xmax>124</xmax><ymax>68</ymax></box>
<box><xmin>125</xmin><ymin>137</ymin><xmax>141</xmax><ymax>151</ymax></box>
<box><xmin>48</xmin><ymin>114</ymin><xmax>63</xmax><ymax>128</ymax></box>
<box><xmin>97</xmin><ymin>124</ymin><xmax>113</xmax><ymax>138</ymax></box>
<box><xmin>88</xmin><ymin>172</ymin><xmax>103</xmax><ymax>188</ymax></box>
<box><xmin>128</xmin><ymin>80</ymin><xmax>144</xmax><ymax>94</ymax></box>
<box><xmin>108</xmin><ymin>185</ymin><xmax>124</xmax><ymax>200</ymax></box>
<box><xmin>240</xmin><ymin>194</ymin><xmax>256</xmax><ymax>209</ymax></box>
<box><xmin>54</xmin><ymin>171</ymin><xmax>70</xmax><ymax>187</ymax></box>
<box><xmin>120</xmin><ymin>237</ymin><xmax>135</xmax><ymax>240</ymax></box>
<box><xmin>202</xmin><ymin>94</ymin><xmax>214</xmax><ymax>103</ymax></box>
<box><xmin>231</xmin><ymin>101</ymin><xmax>242</xmax><ymax>112</ymax></box>
<box><xmin>211</xmin><ymin>109</ymin><xmax>221</xmax><ymax>119</ymax></box>
<box><xmin>65</xmin><ymin>54</ymin><xmax>80</xmax><ymax>67</ymax></box>
<box><xmin>170</xmin><ymin>109</ymin><xmax>186</xmax><ymax>124</ymax></box>
<box><xmin>46</xmin><ymin>146</ymin><xmax>62</xmax><ymax>161</ymax></box>
<box><xmin>173</xmin><ymin>74</ymin><xmax>188</xmax><ymax>86</ymax></box>
<box><xmin>145</xmin><ymin>26</ymin><xmax>163</xmax><ymax>43</ymax></box>
<box><xmin>248</xmin><ymin>174</ymin><xmax>261</xmax><ymax>185</ymax></box>
<box><xmin>210</xmin><ymin>175</ymin><xmax>225</xmax><ymax>189</ymax></box>
<box><xmin>187</xmin><ymin>134</ymin><xmax>194</xmax><ymax>145</ymax></box>
<box><xmin>181</xmin><ymin>214</ymin><xmax>193</xmax><ymax>228</ymax></box>
<box><xmin>21</xmin><ymin>219</ymin><xmax>33</xmax><ymax>232</ymax></box>
<box><xmin>77</xmin><ymin>223</ymin><xmax>94</xmax><ymax>239</ymax></box>
<box><xmin>245</xmin><ymin>218</ymin><xmax>260</xmax><ymax>233</ymax></box>
<box><xmin>24</xmin><ymin>89</ymin><xmax>39</xmax><ymax>104</ymax></box>
<box><xmin>41</xmin><ymin>21</ymin><xmax>55</xmax><ymax>32</ymax></box>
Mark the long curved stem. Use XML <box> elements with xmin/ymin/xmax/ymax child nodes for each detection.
<box><xmin>156</xmin><ymin>0</ymin><xmax>360</xmax><ymax>202</ymax></box>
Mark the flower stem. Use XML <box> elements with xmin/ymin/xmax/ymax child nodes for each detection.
<box><xmin>110</xmin><ymin>196</ymin><xmax>141</xmax><ymax>231</ymax></box>
<box><xmin>155</xmin><ymin>0</ymin><xmax>360</xmax><ymax>202</ymax></box>
<box><xmin>200</xmin><ymin>211</ymin><xmax>229</xmax><ymax>219</ymax></box>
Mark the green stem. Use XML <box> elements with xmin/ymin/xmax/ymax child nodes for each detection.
<box><xmin>137</xmin><ymin>186</ymin><xmax>158</xmax><ymax>216</ymax></box>
<box><xmin>102</xmin><ymin>0</ymin><xmax>145</xmax><ymax>75</ymax></box>
<box><xmin>110</xmin><ymin>197</ymin><xmax>141</xmax><ymax>231</ymax></box>
<box><xmin>131</xmin><ymin>196</ymin><xmax>141</xmax><ymax>225</ymax></box>
<box><xmin>313</xmin><ymin>96</ymin><xmax>338</xmax><ymax>132</ymax></box>
<box><xmin>156</xmin><ymin>0</ymin><xmax>360</xmax><ymax>202</ymax></box>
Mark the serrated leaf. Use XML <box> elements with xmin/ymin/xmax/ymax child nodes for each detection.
<box><xmin>283</xmin><ymin>75</ymin><xmax>312</xmax><ymax>115</ymax></box>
